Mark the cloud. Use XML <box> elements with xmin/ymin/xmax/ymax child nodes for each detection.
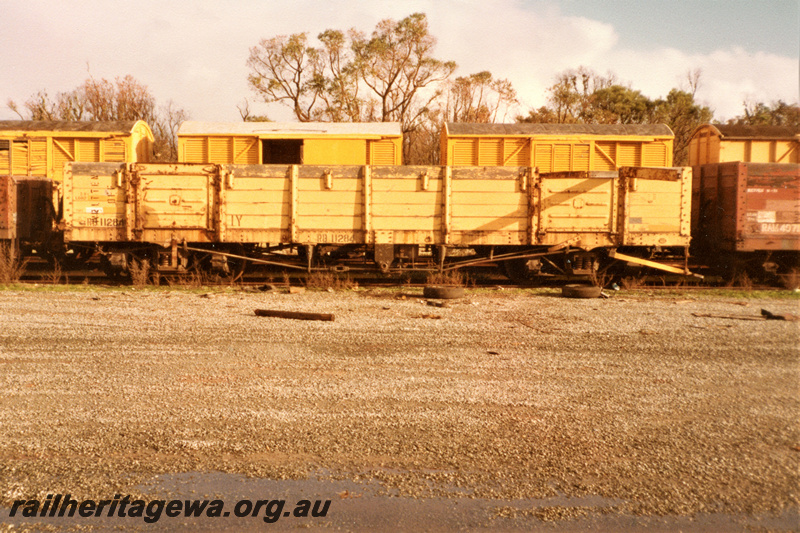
<box><xmin>0</xmin><ymin>0</ymin><xmax>796</xmax><ymax>123</ymax></box>
<box><xmin>695</xmin><ymin>48</ymin><xmax>799</xmax><ymax>119</ymax></box>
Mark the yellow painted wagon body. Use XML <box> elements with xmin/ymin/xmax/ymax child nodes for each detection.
<box><xmin>0</xmin><ymin>120</ymin><xmax>153</xmax><ymax>182</ymax></box>
<box><xmin>440</xmin><ymin>123</ymin><xmax>674</xmax><ymax>170</ymax></box>
<box><xmin>688</xmin><ymin>124</ymin><xmax>800</xmax><ymax>166</ymax></box>
<box><xmin>177</xmin><ymin>122</ymin><xmax>403</xmax><ymax>166</ymax></box>
<box><xmin>63</xmin><ymin>162</ymin><xmax>691</xmax><ymax>252</ymax></box>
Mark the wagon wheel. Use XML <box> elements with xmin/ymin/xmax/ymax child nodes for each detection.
<box><xmin>226</xmin><ymin>246</ymin><xmax>249</xmax><ymax>282</ymax></box>
<box><xmin>99</xmin><ymin>255</ymin><xmax>130</xmax><ymax>283</ymax></box>
<box><xmin>502</xmin><ymin>258</ymin><xmax>541</xmax><ymax>284</ymax></box>
<box><xmin>191</xmin><ymin>246</ymin><xmax>248</xmax><ymax>283</ymax></box>
<box><xmin>226</xmin><ymin>255</ymin><xmax>247</xmax><ymax>282</ymax></box>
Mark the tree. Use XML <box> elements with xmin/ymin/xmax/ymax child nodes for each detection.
<box><xmin>546</xmin><ymin>71</ymin><xmax>583</xmax><ymax>123</ymax></box>
<box><xmin>350</xmin><ymin>13</ymin><xmax>456</xmax><ymax>131</ymax></box>
<box><xmin>445</xmin><ymin>71</ymin><xmax>518</xmax><ymax>123</ymax></box>
<box><xmin>731</xmin><ymin>100</ymin><xmax>800</xmax><ymax>129</ymax></box>
<box><xmin>550</xmin><ymin>67</ymin><xmax>618</xmax><ymax>123</ymax></box>
<box><xmin>82</xmin><ymin>76</ymin><xmax>157</xmax><ymax>122</ymax></box>
<box><xmin>685</xmin><ymin>68</ymin><xmax>702</xmax><ymax>97</ymax></box>
<box><xmin>400</xmin><ymin>71</ymin><xmax>519</xmax><ymax>165</ymax></box>
<box><xmin>151</xmin><ymin>100</ymin><xmax>189</xmax><ymax>162</ymax></box>
<box><xmin>589</xmin><ymin>85</ymin><xmax>654</xmax><ymax>124</ymax></box>
<box><xmin>404</xmin><ymin>107</ymin><xmax>443</xmax><ymax>165</ymax></box>
<box><xmin>317</xmin><ymin>29</ymin><xmax>367</xmax><ymax>122</ymax></box>
<box><xmin>237</xmin><ymin>99</ymin><xmax>271</xmax><ymax>122</ymax></box>
<box><xmin>517</xmin><ymin>67</ymin><xmax>620</xmax><ymax>124</ymax></box>
<box><xmin>246</xmin><ymin>33</ymin><xmax>326</xmax><ymax>122</ymax></box>
<box><xmin>653</xmin><ymin>89</ymin><xmax>713</xmax><ymax>165</ymax></box>
<box><xmin>246</xmin><ymin>13</ymin><xmax>456</xmax><ymax>138</ymax></box>
<box><xmin>12</xmin><ymin>76</ymin><xmax>157</xmax><ymax>123</ymax></box>
<box><xmin>8</xmin><ymin>75</ymin><xmax>188</xmax><ymax>161</ymax></box>
<box><xmin>520</xmin><ymin>73</ymin><xmax>651</xmax><ymax>126</ymax></box>
<box><xmin>8</xmin><ymin>90</ymin><xmax>85</xmax><ymax>121</ymax></box>
<box><xmin>517</xmin><ymin>105</ymin><xmax>561</xmax><ymax>124</ymax></box>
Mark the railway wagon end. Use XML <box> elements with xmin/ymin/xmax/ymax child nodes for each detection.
<box><xmin>692</xmin><ymin>161</ymin><xmax>800</xmax><ymax>278</ymax></box>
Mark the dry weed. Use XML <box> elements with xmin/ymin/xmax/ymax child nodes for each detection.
<box><xmin>165</xmin><ymin>270</ymin><xmax>208</xmax><ymax>289</ymax></box>
<box><xmin>129</xmin><ymin>259</ymin><xmax>150</xmax><ymax>288</ymax></box>
<box><xmin>47</xmin><ymin>260</ymin><xmax>63</xmax><ymax>285</ymax></box>
<box><xmin>619</xmin><ymin>276</ymin><xmax>644</xmax><ymax>290</ymax></box>
<box><xmin>0</xmin><ymin>243</ymin><xmax>27</xmax><ymax>285</ymax></box>
<box><xmin>306</xmin><ymin>271</ymin><xmax>357</xmax><ymax>291</ymax></box>
<box><xmin>426</xmin><ymin>269</ymin><xmax>467</xmax><ymax>287</ymax></box>
<box><xmin>589</xmin><ymin>268</ymin><xmax>611</xmax><ymax>288</ymax></box>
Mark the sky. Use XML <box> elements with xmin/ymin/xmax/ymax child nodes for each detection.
<box><xmin>1</xmin><ymin>0</ymin><xmax>798</xmax><ymax>124</ymax></box>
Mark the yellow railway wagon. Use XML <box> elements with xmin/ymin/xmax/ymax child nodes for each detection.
<box><xmin>440</xmin><ymin>123</ymin><xmax>674</xmax><ymax>171</ymax></box>
<box><xmin>688</xmin><ymin>124</ymin><xmax>800</xmax><ymax>166</ymax></box>
<box><xmin>177</xmin><ymin>122</ymin><xmax>403</xmax><ymax>165</ymax></box>
<box><xmin>0</xmin><ymin>120</ymin><xmax>153</xmax><ymax>182</ymax></box>
<box><xmin>63</xmin><ymin>162</ymin><xmax>691</xmax><ymax>279</ymax></box>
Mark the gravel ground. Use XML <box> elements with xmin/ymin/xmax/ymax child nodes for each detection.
<box><xmin>0</xmin><ymin>286</ymin><xmax>798</xmax><ymax>530</ymax></box>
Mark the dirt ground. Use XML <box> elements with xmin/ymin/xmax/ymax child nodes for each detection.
<box><xmin>0</xmin><ymin>286</ymin><xmax>798</xmax><ymax>531</ymax></box>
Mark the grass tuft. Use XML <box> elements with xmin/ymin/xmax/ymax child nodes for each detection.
<box><xmin>426</xmin><ymin>269</ymin><xmax>468</xmax><ymax>287</ymax></box>
<box><xmin>47</xmin><ymin>260</ymin><xmax>63</xmax><ymax>285</ymax></box>
<box><xmin>306</xmin><ymin>271</ymin><xmax>357</xmax><ymax>291</ymax></box>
